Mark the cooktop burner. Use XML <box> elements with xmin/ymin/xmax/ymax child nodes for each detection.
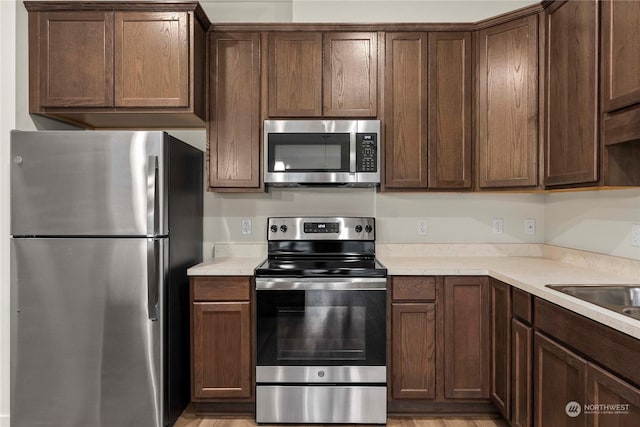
<box><xmin>255</xmin><ymin>257</ymin><xmax>387</xmax><ymax>277</ymax></box>
<box><xmin>254</xmin><ymin>216</ymin><xmax>387</xmax><ymax>278</ymax></box>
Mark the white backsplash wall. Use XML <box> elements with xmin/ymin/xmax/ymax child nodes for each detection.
<box><xmin>203</xmin><ymin>190</ymin><xmax>546</xmax><ymax>256</ymax></box>
<box><xmin>545</xmin><ymin>189</ymin><xmax>640</xmax><ymax>260</ymax></box>
<box><xmin>375</xmin><ymin>192</ymin><xmax>545</xmax><ymax>244</ymax></box>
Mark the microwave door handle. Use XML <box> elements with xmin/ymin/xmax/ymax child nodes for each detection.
<box><xmin>349</xmin><ymin>133</ymin><xmax>356</xmax><ymax>173</ymax></box>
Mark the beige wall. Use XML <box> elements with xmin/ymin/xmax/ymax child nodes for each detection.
<box><xmin>545</xmin><ymin>189</ymin><xmax>640</xmax><ymax>260</ymax></box>
<box><xmin>1</xmin><ymin>1</ymin><xmax>15</xmax><ymax>424</ymax></box>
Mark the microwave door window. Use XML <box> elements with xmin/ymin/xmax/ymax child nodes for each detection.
<box><xmin>268</xmin><ymin>133</ymin><xmax>350</xmax><ymax>172</ymax></box>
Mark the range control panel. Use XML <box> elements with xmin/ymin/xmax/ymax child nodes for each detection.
<box><xmin>267</xmin><ymin>217</ymin><xmax>375</xmax><ymax>241</ymax></box>
<box><xmin>356</xmin><ymin>133</ymin><xmax>378</xmax><ymax>172</ymax></box>
<box><xmin>304</xmin><ymin>222</ymin><xmax>340</xmax><ymax>233</ymax></box>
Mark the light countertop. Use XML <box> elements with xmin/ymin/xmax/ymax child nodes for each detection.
<box><xmin>187</xmin><ymin>253</ymin><xmax>640</xmax><ymax>340</ymax></box>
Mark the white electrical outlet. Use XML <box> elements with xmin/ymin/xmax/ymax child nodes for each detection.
<box><xmin>417</xmin><ymin>219</ymin><xmax>428</xmax><ymax>236</ymax></box>
<box><xmin>241</xmin><ymin>218</ymin><xmax>252</xmax><ymax>235</ymax></box>
<box><xmin>524</xmin><ymin>219</ymin><xmax>536</xmax><ymax>235</ymax></box>
<box><xmin>632</xmin><ymin>224</ymin><xmax>640</xmax><ymax>247</ymax></box>
<box><xmin>492</xmin><ymin>218</ymin><xmax>504</xmax><ymax>235</ymax></box>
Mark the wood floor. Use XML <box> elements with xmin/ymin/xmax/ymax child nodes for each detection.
<box><xmin>175</xmin><ymin>406</ymin><xmax>508</xmax><ymax>427</ymax></box>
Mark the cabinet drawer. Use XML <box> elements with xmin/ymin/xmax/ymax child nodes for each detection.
<box><xmin>191</xmin><ymin>276</ymin><xmax>251</xmax><ymax>301</ymax></box>
<box><xmin>512</xmin><ymin>287</ymin><xmax>533</xmax><ymax>324</ymax></box>
<box><xmin>392</xmin><ymin>276</ymin><xmax>436</xmax><ymax>301</ymax></box>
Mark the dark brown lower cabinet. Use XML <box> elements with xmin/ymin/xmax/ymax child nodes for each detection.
<box><xmin>391</xmin><ymin>303</ymin><xmax>436</xmax><ymax>399</ymax></box>
<box><xmin>489</xmin><ymin>279</ymin><xmax>511</xmax><ymax>419</ymax></box>
<box><xmin>534</xmin><ymin>332</ymin><xmax>587</xmax><ymax>427</ymax></box>
<box><xmin>190</xmin><ymin>277</ymin><xmax>253</xmax><ymax>402</ymax></box>
<box><xmin>586</xmin><ymin>363</ymin><xmax>640</xmax><ymax>427</ymax></box>
<box><xmin>443</xmin><ymin>276</ymin><xmax>490</xmax><ymax>399</ymax></box>
<box><xmin>512</xmin><ymin>318</ymin><xmax>532</xmax><ymax>427</ymax></box>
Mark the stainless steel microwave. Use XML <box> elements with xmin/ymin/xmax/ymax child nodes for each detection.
<box><xmin>264</xmin><ymin>120</ymin><xmax>381</xmax><ymax>187</ymax></box>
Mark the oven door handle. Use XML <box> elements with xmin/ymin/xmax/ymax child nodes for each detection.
<box><xmin>255</xmin><ymin>278</ymin><xmax>387</xmax><ymax>291</ymax></box>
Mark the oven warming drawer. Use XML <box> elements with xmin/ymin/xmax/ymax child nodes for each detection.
<box><xmin>256</xmin><ymin>365</ymin><xmax>386</xmax><ymax>383</ymax></box>
<box><xmin>256</xmin><ymin>385</ymin><xmax>387</xmax><ymax>424</ymax></box>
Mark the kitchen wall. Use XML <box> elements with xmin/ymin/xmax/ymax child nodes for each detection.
<box><xmin>1</xmin><ymin>0</ymin><xmax>15</xmax><ymax>423</ymax></box>
<box><xmin>545</xmin><ymin>189</ymin><xmax>640</xmax><ymax>260</ymax></box>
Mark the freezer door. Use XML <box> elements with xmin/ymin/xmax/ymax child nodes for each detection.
<box><xmin>10</xmin><ymin>237</ymin><xmax>166</xmax><ymax>427</ymax></box>
<box><xmin>10</xmin><ymin>130</ymin><xmax>168</xmax><ymax>236</ymax></box>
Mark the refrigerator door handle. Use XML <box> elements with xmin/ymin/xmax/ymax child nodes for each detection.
<box><xmin>147</xmin><ymin>238</ymin><xmax>160</xmax><ymax>321</ymax></box>
<box><xmin>147</xmin><ymin>155</ymin><xmax>159</xmax><ymax>236</ymax></box>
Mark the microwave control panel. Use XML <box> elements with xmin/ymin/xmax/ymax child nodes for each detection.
<box><xmin>356</xmin><ymin>133</ymin><xmax>378</xmax><ymax>172</ymax></box>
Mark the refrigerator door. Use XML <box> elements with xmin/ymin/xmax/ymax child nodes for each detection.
<box><xmin>10</xmin><ymin>130</ymin><xmax>168</xmax><ymax>237</ymax></box>
<box><xmin>10</xmin><ymin>237</ymin><xmax>166</xmax><ymax>427</ymax></box>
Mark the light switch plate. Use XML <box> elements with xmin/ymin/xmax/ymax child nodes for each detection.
<box><xmin>241</xmin><ymin>218</ymin><xmax>252</xmax><ymax>235</ymax></box>
<box><xmin>632</xmin><ymin>224</ymin><xmax>640</xmax><ymax>247</ymax></box>
<box><xmin>417</xmin><ymin>219</ymin><xmax>428</xmax><ymax>236</ymax></box>
<box><xmin>524</xmin><ymin>219</ymin><xmax>536</xmax><ymax>235</ymax></box>
<box><xmin>493</xmin><ymin>218</ymin><xmax>504</xmax><ymax>235</ymax></box>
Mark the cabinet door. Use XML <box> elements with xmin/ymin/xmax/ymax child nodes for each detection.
<box><xmin>323</xmin><ymin>32</ymin><xmax>377</xmax><ymax>117</ymax></box>
<box><xmin>534</xmin><ymin>332</ymin><xmax>587</xmax><ymax>427</ymax></box>
<box><xmin>427</xmin><ymin>32</ymin><xmax>472</xmax><ymax>189</ymax></box>
<box><xmin>490</xmin><ymin>279</ymin><xmax>511</xmax><ymax>419</ymax></box>
<box><xmin>209</xmin><ymin>32</ymin><xmax>261</xmax><ymax>189</ymax></box>
<box><xmin>478</xmin><ymin>16</ymin><xmax>538</xmax><ymax>188</ymax></box>
<box><xmin>443</xmin><ymin>276</ymin><xmax>490</xmax><ymax>399</ymax></box>
<box><xmin>391</xmin><ymin>303</ymin><xmax>436</xmax><ymax>399</ymax></box>
<box><xmin>268</xmin><ymin>32</ymin><xmax>322</xmax><ymax>117</ymax></box>
<box><xmin>512</xmin><ymin>318</ymin><xmax>532</xmax><ymax>427</ymax></box>
<box><xmin>37</xmin><ymin>11</ymin><xmax>114</xmax><ymax>107</ymax></box>
<box><xmin>384</xmin><ymin>32</ymin><xmax>429</xmax><ymax>189</ymax></box>
<box><xmin>192</xmin><ymin>301</ymin><xmax>251</xmax><ymax>399</ymax></box>
<box><xmin>601</xmin><ymin>0</ymin><xmax>640</xmax><ymax>112</ymax></box>
<box><xmin>586</xmin><ymin>363</ymin><xmax>640</xmax><ymax>427</ymax></box>
<box><xmin>114</xmin><ymin>12</ymin><xmax>189</xmax><ymax>108</ymax></box>
<box><xmin>545</xmin><ymin>0</ymin><xmax>599</xmax><ymax>186</ymax></box>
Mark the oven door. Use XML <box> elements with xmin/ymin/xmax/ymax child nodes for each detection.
<box><xmin>256</xmin><ymin>278</ymin><xmax>386</xmax><ymax>383</ymax></box>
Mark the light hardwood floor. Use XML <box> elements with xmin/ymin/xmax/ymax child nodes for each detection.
<box><xmin>175</xmin><ymin>406</ymin><xmax>508</xmax><ymax>427</ymax></box>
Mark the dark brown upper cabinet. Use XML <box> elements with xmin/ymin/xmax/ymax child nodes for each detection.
<box><xmin>544</xmin><ymin>0</ymin><xmax>599</xmax><ymax>187</ymax></box>
<box><xmin>267</xmin><ymin>31</ymin><xmax>378</xmax><ymax>118</ymax></box>
<box><xmin>428</xmin><ymin>32</ymin><xmax>472</xmax><ymax>189</ymax></box>
<box><xmin>323</xmin><ymin>32</ymin><xmax>378</xmax><ymax>117</ymax></box>
<box><xmin>208</xmin><ymin>32</ymin><xmax>262</xmax><ymax>191</ymax></box>
<box><xmin>26</xmin><ymin>2</ymin><xmax>208</xmax><ymax>129</ymax></box>
<box><xmin>114</xmin><ymin>12</ymin><xmax>189</xmax><ymax>108</ymax></box>
<box><xmin>35</xmin><ymin>11</ymin><xmax>114</xmax><ymax>108</ymax></box>
<box><xmin>601</xmin><ymin>0</ymin><xmax>640</xmax><ymax>113</ymax></box>
<box><xmin>384</xmin><ymin>32</ymin><xmax>472</xmax><ymax>191</ymax></box>
<box><xmin>600</xmin><ymin>0</ymin><xmax>640</xmax><ymax>186</ymax></box>
<box><xmin>268</xmin><ymin>32</ymin><xmax>323</xmax><ymax>117</ymax></box>
<box><xmin>384</xmin><ymin>32</ymin><xmax>429</xmax><ymax>189</ymax></box>
<box><xmin>477</xmin><ymin>15</ymin><xmax>539</xmax><ymax>189</ymax></box>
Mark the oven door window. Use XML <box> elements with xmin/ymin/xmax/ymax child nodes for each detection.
<box><xmin>267</xmin><ymin>133</ymin><xmax>350</xmax><ymax>172</ymax></box>
<box><xmin>257</xmin><ymin>290</ymin><xmax>386</xmax><ymax>366</ymax></box>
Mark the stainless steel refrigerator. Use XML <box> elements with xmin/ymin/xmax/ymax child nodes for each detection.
<box><xmin>9</xmin><ymin>130</ymin><xmax>203</xmax><ymax>427</ymax></box>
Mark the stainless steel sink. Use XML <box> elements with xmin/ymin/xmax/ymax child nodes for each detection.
<box><xmin>546</xmin><ymin>285</ymin><xmax>640</xmax><ymax>321</ymax></box>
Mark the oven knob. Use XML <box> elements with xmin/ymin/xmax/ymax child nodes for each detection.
<box><xmin>270</xmin><ymin>225</ymin><xmax>278</xmax><ymax>233</ymax></box>
<box><xmin>317</xmin><ymin>370</ymin><xmax>325</xmax><ymax>378</ymax></box>
<box><xmin>280</xmin><ymin>225</ymin><xmax>288</xmax><ymax>233</ymax></box>
<box><xmin>365</xmin><ymin>224</ymin><xmax>373</xmax><ymax>233</ymax></box>
<box><xmin>355</xmin><ymin>225</ymin><xmax>363</xmax><ymax>233</ymax></box>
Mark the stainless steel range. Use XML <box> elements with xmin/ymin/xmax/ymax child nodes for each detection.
<box><xmin>254</xmin><ymin>217</ymin><xmax>387</xmax><ymax>424</ymax></box>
